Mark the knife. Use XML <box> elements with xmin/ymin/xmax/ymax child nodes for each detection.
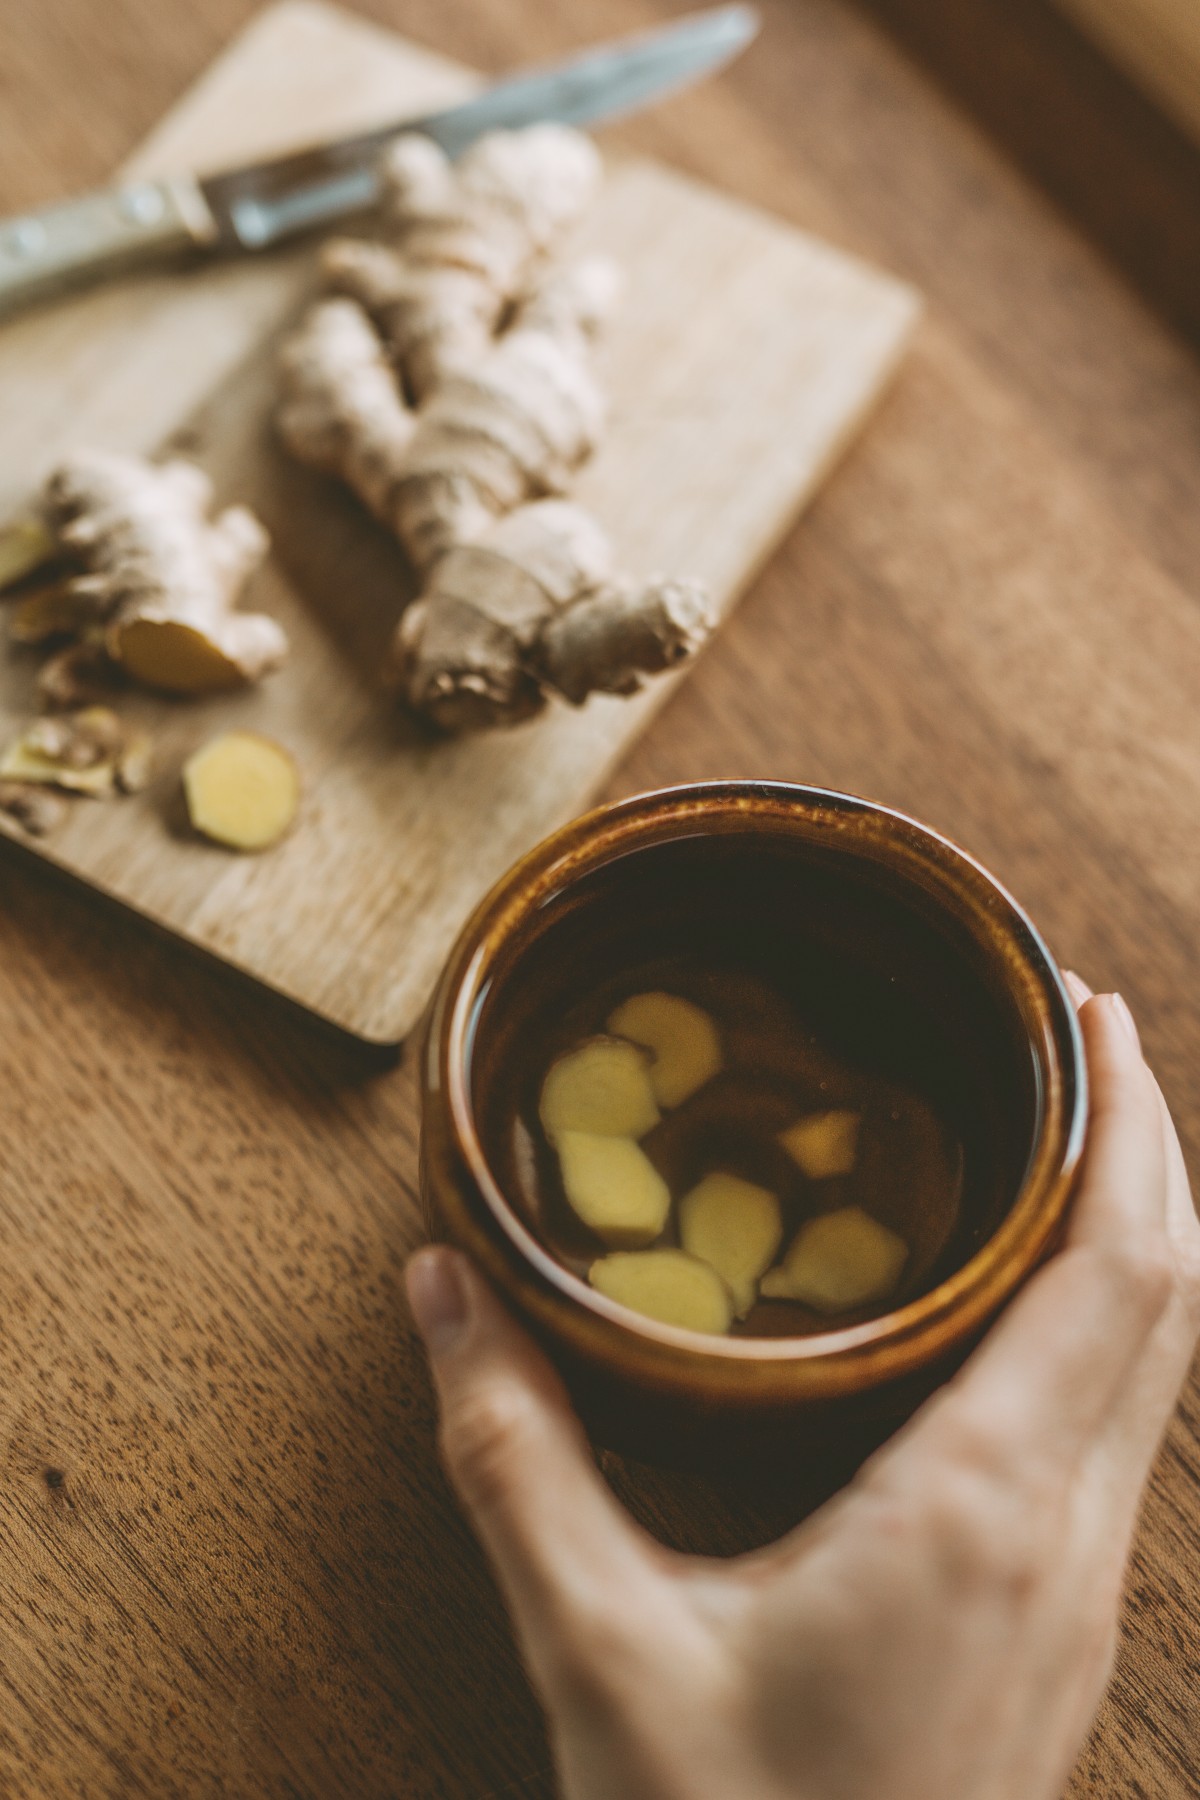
<box><xmin>0</xmin><ymin>5</ymin><xmax>759</xmax><ymax>320</ymax></box>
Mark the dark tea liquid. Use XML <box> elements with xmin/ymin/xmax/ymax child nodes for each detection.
<box><xmin>475</xmin><ymin>833</ymin><xmax>1035</xmax><ymax>1337</ymax></box>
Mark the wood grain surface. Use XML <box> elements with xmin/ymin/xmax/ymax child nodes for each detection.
<box><xmin>0</xmin><ymin>0</ymin><xmax>917</xmax><ymax>1043</ymax></box>
<box><xmin>859</xmin><ymin>0</ymin><xmax>1200</xmax><ymax>348</ymax></box>
<box><xmin>1053</xmin><ymin>0</ymin><xmax>1200</xmax><ymax>145</ymax></box>
<box><xmin>2</xmin><ymin>0</ymin><xmax>1199</xmax><ymax>1796</ymax></box>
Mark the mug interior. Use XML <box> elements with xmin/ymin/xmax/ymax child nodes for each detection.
<box><xmin>453</xmin><ymin>788</ymin><xmax>1080</xmax><ymax>1347</ymax></box>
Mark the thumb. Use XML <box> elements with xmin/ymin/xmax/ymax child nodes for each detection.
<box><xmin>406</xmin><ymin>1246</ymin><xmax>654</xmax><ymax>1682</ymax></box>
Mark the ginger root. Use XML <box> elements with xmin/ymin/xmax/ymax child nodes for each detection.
<box><xmin>183</xmin><ymin>730</ymin><xmax>299</xmax><ymax>852</ymax></box>
<box><xmin>589</xmin><ymin>1248</ymin><xmax>732</xmax><ymax>1335</ymax></box>
<box><xmin>10</xmin><ymin>450</ymin><xmax>286</xmax><ymax>696</ymax></box>
<box><xmin>277</xmin><ymin>122</ymin><xmax>712</xmax><ymax>733</ymax></box>
<box><xmin>279</xmin><ymin>258</ymin><xmax>616</xmax><ymax>572</ymax></box>
<box><xmin>395</xmin><ymin>499</ymin><xmax>712</xmax><ymax>732</ymax></box>
<box><xmin>323</xmin><ymin>126</ymin><xmax>601</xmax><ymax>398</ymax></box>
<box><xmin>276</xmin><ymin>298</ymin><xmax>419</xmax><ymax>530</ymax></box>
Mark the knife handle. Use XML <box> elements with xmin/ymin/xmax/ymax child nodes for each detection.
<box><xmin>0</xmin><ymin>175</ymin><xmax>218</xmax><ymax>319</ymax></box>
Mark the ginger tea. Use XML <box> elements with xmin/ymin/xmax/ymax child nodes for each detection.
<box><xmin>476</xmin><ymin>833</ymin><xmax>1032</xmax><ymax>1339</ymax></box>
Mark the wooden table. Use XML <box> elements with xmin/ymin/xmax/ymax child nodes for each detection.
<box><xmin>3</xmin><ymin>1</ymin><xmax>1199</xmax><ymax>1794</ymax></box>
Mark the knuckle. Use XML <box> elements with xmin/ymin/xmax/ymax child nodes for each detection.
<box><xmin>916</xmin><ymin>1410</ymin><xmax>1050</xmax><ymax>1597</ymax></box>
<box><xmin>543</xmin><ymin>1608</ymin><xmax>637</xmax><ymax>1711</ymax></box>
<box><xmin>924</xmin><ymin>1399</ymin><xmax>1020</xmax><ymax>1496</ymax></box>
<box><xmin>933</xmin><ymin>1404</ymin><xmax>1008</xmax><ymax>1480</ymax></box>
<box><xmin>923</xmin><ymin>1470</ymin><xmax>1043</xmax><ymax>1597</ymax></box>
<box><xmin>440</xmin><ymin>1380</ymin><xmax>540</xmax><ymax>1512</ymax></box>
<box><xmin>1098</xmin><ymin>1242</ymin><xmax>1175</xmax><ymax>1324</ymax></box>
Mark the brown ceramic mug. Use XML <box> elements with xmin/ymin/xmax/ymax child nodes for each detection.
<box><xmin>419</xmin><ymin>781</ymin><xmax>1087</xmax><ymax>1469</ymax></box>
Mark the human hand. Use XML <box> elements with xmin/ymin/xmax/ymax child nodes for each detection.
<box><xmin>407</xmin><ymin>983</ymin><xmax>1199</xmax><ymax>1800</ymax></box>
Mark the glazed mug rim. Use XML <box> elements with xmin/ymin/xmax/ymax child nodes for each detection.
<box><xmin>434</xmin><ymin>780</ymin><xmax>1087</xmax><ymax>1383</ymax></box>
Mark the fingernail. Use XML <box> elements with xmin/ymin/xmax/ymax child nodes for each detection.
<box><xmin>407</xmin><ymin>1247</ymin><xmax>471</xmax><ymax>1356</ymax></box>
<box><xmin>1063</xmin><ymin>969</ymin><xmax>1094</xmax><ymax>1007</ymax></box>
<box><xmin>1110</xmin><ymin>992</ymin><xmax>1141</xmax><ymax>1049</ymax></box>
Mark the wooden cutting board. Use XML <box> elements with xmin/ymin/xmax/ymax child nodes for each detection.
<box><xmin>0</xmin><ymin>0</ymin><xmax>918</xmax><ymax>1044</ymax></box>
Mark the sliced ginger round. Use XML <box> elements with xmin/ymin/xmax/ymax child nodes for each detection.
<box><xmin>183</xmin><ymin>730</ymin><xmax>299</xmax><ymax>852</ymax></box>
<box><xmin>678</xmin><ymin>1171</ymin><xmax>782</xmax><ymax>1317</ymax></box>
<box><xmin>556</xmin><ymin>1131</ymin><xmax>670</xmax><ymax>1248</ymax></box>
<box><xmin>589</xmin><ymin>1248</ymin><xmax>732</xmax><ymax>1335</ymax></box>
<box><xmin>539</xmin><ymin>1037</ymin><xmax>659</xmax><ymax>1143</ymax></box>
<box><xmin>607</xmin><ymin>990</ymin><xmax>722</xmax><ymax>1108</ymax></box>
<box><xmin>761</xmin><ymin>1205</ymin><xmax>908</xmax><ymax>1314</ymax></box>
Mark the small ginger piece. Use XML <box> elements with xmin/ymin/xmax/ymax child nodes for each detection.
<box><xmin>183</xmin><ymin>731</ymin><xmax>299</xmax><ymax>852</ymax></box>
<box><xmin>608</xmin><ymin>991</ymin><xmax>723</xmax><ymax>1108</ymax></box>
<box><xmin>26</xmin><ymin>707</ymin><xmax>123</xmax><ymax>769</ymax></box>
<box><xmin>779</xmin><ymin>1109</ymin><xmax>861</xmax><ymax>1179</ymax></box>
<box><xmin>32</xmin><ymin>450</ymin><xmax>285</xmax><ymax>694</ymax></box>
<box><xmin>678</xmin><ymin>1172</ymin><xmax>782</xmax><ymax>1317</ymax></box>
<box><xmin>539</xmin><ymin>1036</ymin><xmax>660</xmax><ymax>1143</ymax></box>
<box><xmin>556</xmin><ymin>1131</ymin><xmax>671</xmax><ymax>1247</ymax></box>
<box><xmin>0</xmin><ymin>779</ymin><xmax>68</xmax><ymax>837</ymax></box>
<box><xmin>0</xmin><ymin>743</ymin><xmax>113</xmax><ymax>796</ymax></box>
<box><xmin>0</xmin><ymin>517</ymin><xmax>57</xmax><ymax>591</ymax></box>
<box><xmin>8</xmin><ymin>582</ymin><xmax>102</xmax><ymax>645</ymax></box>
<box><xmin>589</xmin><ymin>1249</ymin><xmax>732</xmax><ymax>1335</ymax></box>
<box><xmin>0</xmin><ymin>706</ymin><xmax>127</xmax><ymax>796</ymax></box>
<box><xmin>761</xmin><ymin>1206</ymin><xmax>908</xmax><ymax>1314</ymax></box>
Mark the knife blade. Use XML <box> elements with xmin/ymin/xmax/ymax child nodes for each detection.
<box><xmin>0</xmin><ymin>5</ymin><xmax>759</xmax><ymax>318</ymax></box>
